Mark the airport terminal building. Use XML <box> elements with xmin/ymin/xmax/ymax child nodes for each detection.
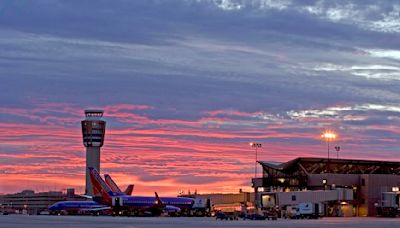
<box><xmin>252</xmin><ymin>157</ymin><xmax>400</xmax><ymax>216</ymax></box>
<box><xmin>0</xmin><ymin>189</ymin><xmax>81</xmax><ymax>215</ymax></box>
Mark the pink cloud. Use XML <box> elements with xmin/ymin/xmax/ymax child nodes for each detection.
<box><xmin>1</xmin><ymin>103</ymin><xmax>400</xmax><ymax>195</ymax></box>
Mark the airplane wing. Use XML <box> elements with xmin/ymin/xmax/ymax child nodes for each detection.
<box><xmin>79</xmin><ymin>195</ymin><xmax>93</xmax><ymax>199</ymax></box>
<box><xmin>165</xmin><ymin>205</ymin><xmax>181</xmax><ymax>213</ymax></box>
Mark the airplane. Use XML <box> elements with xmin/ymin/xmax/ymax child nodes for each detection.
<box><xmin>88</xmin><ymin>167</ymin><xmax>194</xmax><ymax>216</ymax></box>
<box><xmin>48</xmin><ymin>174</ymin><xmax>133</xmax><ymax>215</ymax></box>
<box><xmin>48</xmin><ymin>201</ymin><xmax>110</xmax><ymax>215</ymax></box>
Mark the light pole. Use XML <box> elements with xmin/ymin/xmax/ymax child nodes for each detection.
<box><xmin>250</xmin><ymin>142</ymin><xmax>262</xmax><ymax>178</ymax></box>
<box><xmin>335</xmin><ymin>146</ymin><xmax>341</xmax><ymax>159</ymax></box>
<box><xmin>321</xmin><ymin>130</ymin><xmax>337</xmax><ymax>160</ymax></box>
<box><xmin>321</xmin><ymin>130</ymin><xmax>336</xmax><ymax>173</ymax></box>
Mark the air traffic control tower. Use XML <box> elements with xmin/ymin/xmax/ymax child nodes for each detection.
<box><xmin>81</xmin><ymin>110</ymin><xmax>106</xmax><ymax>195</ymax></box>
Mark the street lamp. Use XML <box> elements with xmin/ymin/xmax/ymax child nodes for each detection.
<box><xmin>322</xmin><ymin>179</ymin><xmax>327</xmax><ymax>190</ymax></box>
<box><xmin>321</xmin><ymin>130</ymin><xmax>337</xmax><ymax>160</ymax></box>
<box><xmin>250</xmin><ymin>142</ymin><xmax>262</xmax><ymax>178</ymax></box>
<box><xmin>334</xmin><ymin>146</ymin><xmax>341</xmax><ymax>159</ymax></box>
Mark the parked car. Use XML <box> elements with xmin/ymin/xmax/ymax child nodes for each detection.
<box><xmin>216</xmin><ymin>212</ymin><xmax>228</xmax><ymax>220</ymax></box>
<box><xmin>243</xmin><ymin>214</ymin><xmax>267</xmax><ymax>220</ymax></box>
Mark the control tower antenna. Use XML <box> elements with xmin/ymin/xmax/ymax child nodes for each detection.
<box><xmin>81</xmin><ymin>109</ymin><xmax>106</xmax><ymax>196</ymax></box>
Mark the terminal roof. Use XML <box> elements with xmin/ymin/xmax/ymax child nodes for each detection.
<box><xmin>258</xmin><ymin>157</ymin><xmax>400</xmax><ymax>175</ymax></box>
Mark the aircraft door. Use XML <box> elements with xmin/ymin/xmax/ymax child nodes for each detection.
<box><xmin>112</xmin><ymin>197</ymin><xmax>124</xmax><ymax>207</ymax></box>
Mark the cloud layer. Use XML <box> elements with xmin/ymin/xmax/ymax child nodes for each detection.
<box><xmin>0</xmin><ymin>0</ymin><xmax>399</xmax><ymax>195</ymax></box>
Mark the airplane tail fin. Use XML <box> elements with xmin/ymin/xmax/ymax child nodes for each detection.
<box><xmin>124</xmin><ymin>185</ymin><xmax>134</xmax><ymax>196</ymax></box>
<box><xmin>104</xmin><ymin>174</ymin><xmax>123</xmax><ymax>193</ymax></box>
<box><xmin>155</xmin><ymin>192</ymin><xmax>164</xmax><ymax>206</ymax></box>
<box><xmin>88</xmin><ymin>167</ymin><xmax>113</xmax><ymax>202</ymax></box>
<box><xmin>104</xmin><ymin>174</ymin><xmax>134</xmax><ymax>196</ymax></box>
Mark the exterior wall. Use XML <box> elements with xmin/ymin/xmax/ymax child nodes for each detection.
<box><xmin>261</xmin><ymin>189</ymin><xmax>353</xmax><ymax>207</ymax></box>
<box><xmin>340</xmin><ymin>204</ymin><xmax>353</xmax><ymax>217</ymax></box>
<box><xmin>359</xmin><ymin>174</ymin><xmax>369</xmax><ymax>216</ymax></box>
<box><xmin>305</xmin><ymin>173</ymin><xmax>400</xmax><ymax>216</ymax></box>
<box><xmin>362</xmin><ymin>174</ymin><xmax>400</xmax><ymax>216</ymax></box>
<box><xmin>307</xmin><ymin>174</ymin><xmax>360</xmax><ymax>188</ymax></box>
<box><xmin>307</xmin><ymin>173</ymin><xmax>360</xmax><ymax>216</ymax></box>
<box><xmin>0</xmin><ymin>190</ymin><xmax>67</xmax><ymax>215</ymax></box>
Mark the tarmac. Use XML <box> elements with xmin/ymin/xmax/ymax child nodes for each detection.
<box><xmin>0</xmin><ymin>215</ymin><xmax>400</xmax><ymax>228</ymax></box>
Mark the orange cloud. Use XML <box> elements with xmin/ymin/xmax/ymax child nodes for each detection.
<box><xmin>1</xmin><ymin>102</ymin><xmax>399</xmax><ymax>195</ymax></box>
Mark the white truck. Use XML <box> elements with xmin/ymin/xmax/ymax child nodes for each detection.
<box><xmin>287</xmin><ymin>202</ymin><xmax>323</xmax><ymax>219</ymax></box>
<box><xmin>375</xmin><ymin>192</ymin><xmax>400</xmax><ymax>217</ymax></box>
<box><xmin>191</xmin><ymin>198</ymin><xmax>212</xmax><ymax>217</ymax></box>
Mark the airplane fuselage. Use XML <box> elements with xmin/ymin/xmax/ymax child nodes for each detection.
<box><xmin>119</xmin><ymin>196</ymin><xmax>193</xmax><ymax>209</ymax></box>
<box><xmin>48</xmin><ymin>201</ymin><xmax>108</xmax><ymax>211</ymax></box>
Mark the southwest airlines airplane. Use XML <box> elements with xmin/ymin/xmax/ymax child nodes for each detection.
<box><xmin>88</xmin><ymin>167</ymin><xmax>194</xmax><ymax>215</ymax></box>
<box><xmin>48</xmin><ymin>175</ymin><xmax>132</xmax><ymax>215</ymax></box>
<box><xmin>49</xmin><ymin>168</ymin><xmax>194</xmax><ymax>215</ymax></box>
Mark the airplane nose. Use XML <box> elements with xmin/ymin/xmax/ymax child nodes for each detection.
<box><xmin>48</xmin><ymin>205</ymin><xmax>58</xmax><ymax>210</ymax></box>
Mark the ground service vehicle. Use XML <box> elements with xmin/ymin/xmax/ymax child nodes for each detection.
<box><xmin>215</xmin><ymin>212</ymin><xmax>239</xmax><ymax>220</ymax></box>
<box><xmin>191</xmin><ymin>198</ymin><xmax>211</xmax><ymax>216</ymax></box>
<box><xmin>375</xmin><ymin>192</ymin><xmax>400</xmax><ymax>217</ymax></box>
<box><xmin>287</xmin><ymin>202</ymin><xmax>322</xmax><ymax>219</ymax></box>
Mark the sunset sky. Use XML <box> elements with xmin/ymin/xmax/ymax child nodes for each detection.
<box><xmin>1</xmin><ymin>0</ymin><xmax>400</xmax><ymax>196</ymax></box>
